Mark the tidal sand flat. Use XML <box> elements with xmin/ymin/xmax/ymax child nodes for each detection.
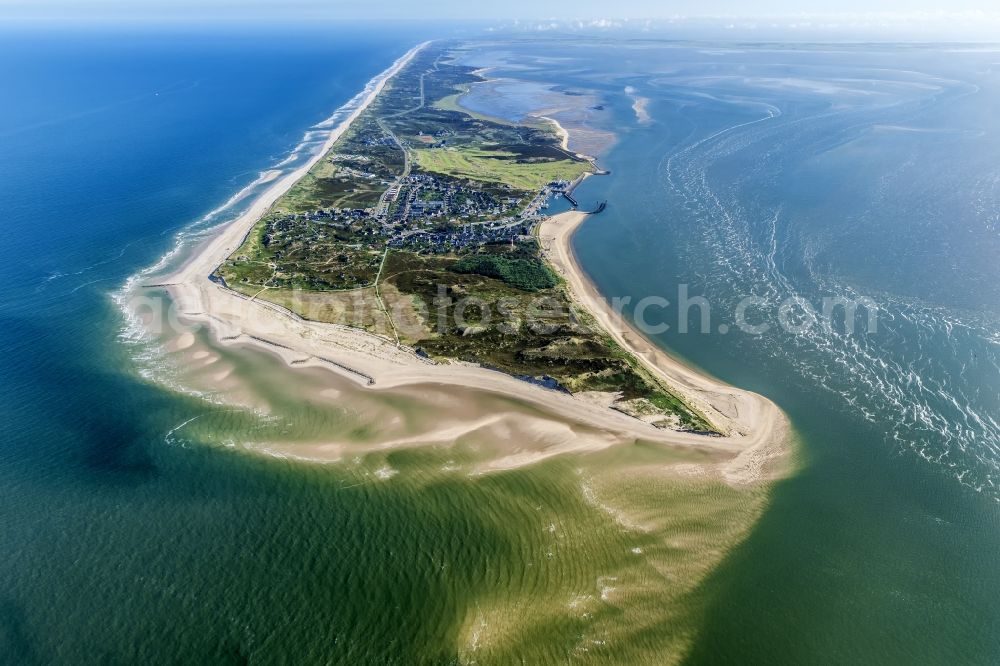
<box><xmin>118</xmin><ymin>38</ymin><xmax>790</xmax><ymax>661</ymax></box>
<box><xmin>134</xmin><ymin>307</ymin><xmax>783</xmax><ymax>662</ymax></box>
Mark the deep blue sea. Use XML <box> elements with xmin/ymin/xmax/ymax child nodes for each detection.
<box><xmin>3</xmin><ymin>25</ymin><xmax>1000</xmax><ymax>663</ymax></box>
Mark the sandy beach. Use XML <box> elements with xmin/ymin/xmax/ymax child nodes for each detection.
<box><xmin>538</xmin><ymin>209</ymin><xmax>789</xmax><ymax>481</ymax></box>
<box><xmin>155</xmin><ymin>42</ymin><xmax>789</xmax><ymax>481</ymax></box>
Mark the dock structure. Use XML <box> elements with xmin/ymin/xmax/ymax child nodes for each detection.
<box><xmin>588</xmin><ymin>200</ymin><xmax>607</xmax><ymax>215</ymax></box>
<box><xmin>561</xmin><ymin>191</ymin><xmax>579</xmax><ymax>208</ymax></box>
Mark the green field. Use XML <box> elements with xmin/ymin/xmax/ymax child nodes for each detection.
<box><xmin>415</xmin><ymin>147</ymin><xmax>591</xmax><ymax>191</ymax></box>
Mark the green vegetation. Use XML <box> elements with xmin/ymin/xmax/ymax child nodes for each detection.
<box><xmin>450</xmin><ymin>253</ymin><xmax>557</xmax><ymax>292</ymax></box>
<box><xmin>414</xmin><ymin>146</ymin><xmax>590</xmax><ymax>191</ymax></box>
<box><xmin>379</xmin><ymin>249</ymin><xmax>711</xmax><ymax>431</ymax></box>
<box><xmin>214</xmin><ymin>40</ymin><xmax>714</xmax><ymax>433</ymax></box>
<box><xmin>277</xmin><ymin>143</ymin><xmax>403</xmax><ymax>214</ymax></box>
<box><xmin>218</xmin><ymin>210</ymin><xmax>383</xmax><ymax>292</ymax></box>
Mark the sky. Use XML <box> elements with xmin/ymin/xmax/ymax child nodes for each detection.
<box><xmin>3</xmin><ymin>0</ymin><xmax>1000</xmax><ymax>39</ymax></box>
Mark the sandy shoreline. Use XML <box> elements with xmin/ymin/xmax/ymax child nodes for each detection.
<box><xmin>538</xmin><ymin>210</ymin><xmax>789</xmax><ymax>481</ymax></box>
<box><xmin>153</xmin><ymin>41</ymin><xmax>789</xmax><ymax>480</ymax></box>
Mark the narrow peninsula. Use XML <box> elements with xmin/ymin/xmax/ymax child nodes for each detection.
<box><xmin>165</xmin><ymin>40</ymin><xmax>785</xmax><ymax>472</ymax></box>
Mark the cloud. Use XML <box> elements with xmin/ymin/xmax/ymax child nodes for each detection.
<box><xmin>485</xmin><ymin>11</ymin><xmax>1000</xmax><ymax>40</ymax></box>
<box><xmin>4</xmin><ymin>1</ymin><xmax>1000</xmax><ymax>40</ymax></box>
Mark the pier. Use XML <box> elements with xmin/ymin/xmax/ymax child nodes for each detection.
<box><xmin>588</xmin><ymin>200</ymin><xmax>607</xmax><ymax>214</ymax></box>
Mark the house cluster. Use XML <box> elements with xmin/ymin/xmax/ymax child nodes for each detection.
<box><xmin>386</xmin><ymin>174</ymin><xmax>518</xmax><ymax>224</ymax></box>
<box><xmin>332</xmin><ymin>165</ymin><xmax>379</xmax><ymax>182</ymax></box>
<box><xmin>288</xmin><ymin>208</ymin><xmax>373</xmax><ymax>224</ymax></box>
<box><xmin>328</xmin><ymin>152</ymin><xmax>371</xmax><ymax>164</ymax></box>
<box><xmin>361</xmin><ymin>135</ymin><xmax>398</xmax><ymax>148</ymax></box>
<box><xmin>387</xmin><ymin>220</ymin><xmax>531</xmax><ymax>253</ymax></box>
<box><xmin>262</xmin><ymin>163</ymin><xmax>566</xmax><ymax>261</ymax></box>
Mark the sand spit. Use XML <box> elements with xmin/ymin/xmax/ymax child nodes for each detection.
<box><xmin>538</xmin><ymin>210</ymin><xmax>789</xmax><ymax>477</ymax></box>
<box><xmin>155</xmin><ymin>41</ymin><xmax>789</xmax><ymax>481</ymax></box>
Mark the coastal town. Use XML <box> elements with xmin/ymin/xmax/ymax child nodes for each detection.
<box><xmin>216</xmin><ymin>40</ymin><xmax>711</xmax><ymax>431</ymax></box>
<box><xmin>260</xmin><ymin>173</ymin><xmax>580</xmax><ymax>261</ymax></box>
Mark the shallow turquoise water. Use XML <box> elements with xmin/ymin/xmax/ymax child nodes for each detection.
<box><xmin>3</xmin><ymin>28</ymin><xmax>1000</xmax><ymax>663</ymax></box>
